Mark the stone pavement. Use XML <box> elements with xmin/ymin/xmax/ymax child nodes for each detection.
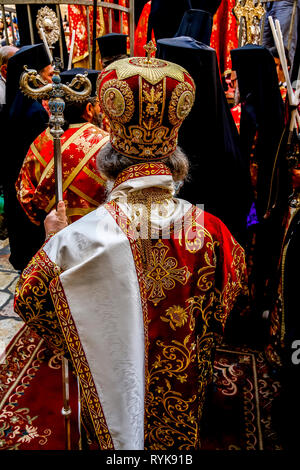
<box><xmin>0</xmin><ymin>239</ymin><xmax>24</xmax><ymax>359</ymax></box>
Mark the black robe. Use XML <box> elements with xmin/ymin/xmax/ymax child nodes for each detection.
<box><xmin>158</xmin><ymin>36</ymin><xmax>252</xmax><ymax>246</ymax></box>
<box><xmin>3</xmin><ymin>92</ymin><xmax>48</xmax><ymax>270</ymax></box>
<box><xmin>147</xmin><ymin>0</ymin><xmax>221</xmax><ymax>41</ymax></box>
<box><xmin>271</xmin><ymin>208</ymin><xmax>300</xmax><ymax>450</ymax></box>
<box><xmin>231</xmin><ymin>45</ymin><xmax>288</xmax><ymax>314</ymax></box>
<box><xmin>231</xmin><ymin>45</ymin><xmax>286</xmax><ymax>221</ymax></box>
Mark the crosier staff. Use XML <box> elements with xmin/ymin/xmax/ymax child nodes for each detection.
<box><xmin>269</xmin><ymin>17</ymin><xmax>300</xmax><ymax>208</ymax></box>
<box><xmin>19</xmin><ymin>62</ymin><xmax>92</xmax><ymax>449</ymax></box>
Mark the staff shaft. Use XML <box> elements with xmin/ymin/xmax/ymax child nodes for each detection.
<box><xmin>54</xmin><ymin>137</ymin><xmax>63</xmax><ymax>203</ymax></box>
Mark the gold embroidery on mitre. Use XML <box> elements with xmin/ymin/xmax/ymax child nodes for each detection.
<box><xmin>98</xmin><ymin>56</ymin><xmax>195</xmax><ymax>160</ymax></box>
<box><xmin>142</xmin><ymin>80</ymin><xmax>165</xmax><ymax>129</ymax></box>
<box><xmin>100</xmin><ymin>78</ymin><xmax>134</xmax><ymax>123</ymax></box>
<box><xmin>169</xmin><ymin>82</ymin><xmax>195</xmax><ymax>125</ymax></box>
<box><xmin>105</xmin><ymin>57</ymin><xmax>188</xmax><ymax>86</ymax></box>
<box><xmin>107</xmin><ymin>77</ymin><xmax>182</xmax><ymax>160</ymax></box>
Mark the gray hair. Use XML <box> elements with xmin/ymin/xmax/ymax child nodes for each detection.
<box><xmin>0</xmin><ymin>45</ymin><xmax>18</xmax><ymax>67</ymax></box>
<box><xmin>97</xmin><ymin>143</ymin><xmax>190</xmax><ymax>185</ymax></box>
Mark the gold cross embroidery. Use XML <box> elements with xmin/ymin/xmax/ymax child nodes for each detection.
<box><xmin>145</xmin><ymin>239</ymin><xmax>191</xmax><ymax>306</ymax></box>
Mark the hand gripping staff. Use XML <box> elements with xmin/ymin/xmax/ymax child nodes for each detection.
<box><xmin>19</xmin><ymin>61</ymin><xmax>92</xmax><ymax>450</ymax></box>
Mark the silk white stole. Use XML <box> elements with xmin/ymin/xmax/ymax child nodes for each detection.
<box><xmin>44</xmin><ymin>206</ymin><xmax>145</xmax><ymax>450</ymax></box>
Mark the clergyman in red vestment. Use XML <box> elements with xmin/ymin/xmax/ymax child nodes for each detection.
<box><xmin>15</xmin><ymin>69</ymin><xmax>108</xmax><ymax>226</ymax></box>
<box><xmin>15</xmin><ymin>50</ymin><xmax>248</xmax><ymax>450</ymax></box>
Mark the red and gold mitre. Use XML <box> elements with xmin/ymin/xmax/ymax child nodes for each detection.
<box><xmin>97</xmin><ymin>44</ymin><xmax>195</xmax><ymax>160</ymax></box>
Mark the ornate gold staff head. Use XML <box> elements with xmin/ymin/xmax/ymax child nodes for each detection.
<box><xmin>19</xmin><ymin>61</ymin><xmax>93</xmax><ymax>141</ymax></box>
<box><xmin>19</xmin><ymin>62</ymin><xmax>92</xmax><ymax>104</ymax></box>
<box><xmin>19</xmin><ymin>65</ymin><xmax>52</xmax><ymax>100</ymax></box>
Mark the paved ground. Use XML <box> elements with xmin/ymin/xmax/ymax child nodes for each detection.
<box><xmin>0</xmin><ymin>239</ymin><xmax>24</xmax><ymax>358</ymax></box>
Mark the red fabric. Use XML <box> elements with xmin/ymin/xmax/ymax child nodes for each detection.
<box><xmin>105</xmin><ymin>193</ymin><xmax>247</xmax><ymax>448</ymax></box>
<box><xmin>210</xmin><ymin>0</ymin><xmax>238</xmax><ymax>76</ymax></box>
<box><xmin>0</xmin><ymin>326</ymin><xmax>79</xmax><ymax>450</ymax></box>
<box><xmin>280</xmin><ymin>85</ymin><xmax>287</xmax><ymax>103</ymax></box>
<box><xmin>15</xmin><ymin>163</ymin><xmax>248</xmax><ymax>450</ymax></box>
<box><xmin>16</xmin><ymin>123</ymin><xmax>108</xmax><ymax>225</ymax></box>
<box><xmin>103</xmin><ymin>0</ymin><xmax>129</xmax><ymax>36</ymax></box>
<box><xmin>231</xmin><ymin>103</ymin><xmax>241</xmax><ymax>134</ymax></box>
<box><xmin>97</xmin><ymin>64</ymin><xmax>195</xmax><ymax>161</ymax></box>
<box><xmin>67</xmin><ymin>4</ymin><xmax>105</xmax><ymax>64</ymax></box>
<box><xmin>134</xmin><ymin>1</ymin><xmax>156</xmax><ymax>57</ymax></box>
<box><xmin>133</xmin><ymin>0</ymin><xmax>238</xmax><ymax>75</ymax></box>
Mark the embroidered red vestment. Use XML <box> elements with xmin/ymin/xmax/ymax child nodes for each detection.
<box><xmin>15</xmin><ymin>163</ymin><xmax>248</xmax><ymax>450</ymax></box>
<box><xmin>16</xmin><ymin>122</ymin><xmax>109</xmax><ymax>225</ymax></box>
<box><xmin>134</xmin><ymin>1</ymin><xmax>156</xmax><ymax>57</ymax></box>
<box><xmin>102</xmin><ymin>0</ymin><xmax>129</xmax><ymax>37</ymax></box>
<box><xmin>210</xmin><ymin>0</ymin><xmax>238</xmax><ymax>76</ymax></box>
<box><xmin>67</xmin><ymin>5</ymin><xmax>105</xmax><ymax>64</ymax></box>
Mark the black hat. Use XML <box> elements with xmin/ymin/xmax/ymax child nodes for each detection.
<box><xmin>192</xmin><ymin>0</ymin><xmax>222</xmax><ymax>16</ymax></box>
<box><xmin>60</xmin><ymin>68</ymin><xmax>100</xmax><ymax>96</ymax></box>
<box><xmin>96</xmin><ymin>33</ymin><xmax>128</xmax><ymax>66</ymax></box>
<box><xmin>147</xmin><ymin>0</ymin><xmax>221</xmax><ymax>43</ymax></box>
<box><xmin>174</xmin><ymin>9</ymin><xmax>213</xmax><ymax>45</ymax></box>
<box><xmin>8</xmin><ymin>43</ymin><xmax>50</xmax><ymax>74</ymax></box>
<box><xmin>6</xmin><ymin>43</ymin><xmax>51</xmax><ymax>108</ymax></box>
<box><xmin>231</xmin><ymin>45</ymin><xmax>280</xmax><ymax>105</ymax></box>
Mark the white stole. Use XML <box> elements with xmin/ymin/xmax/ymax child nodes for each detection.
<box><xmin>44</xmin><ymin>205</ymin><xmax>145</xmax><ymax>450</ymax></box>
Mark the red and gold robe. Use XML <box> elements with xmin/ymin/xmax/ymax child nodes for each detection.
<box><xmin>16</xmin><ymin>122</ymin><xmax>109</xmax><ymax>225</ymax></box>
<box><xmin>15</xmin><ymin>162</ymin><xmax>247</xmax><ymax>450</ymax></box>
<box><xmin>210</xmin><ymin>0</ymin><xmax>238</xmax><ymax>77</ymax></box>
<box><xmin>67</xmin><ymin>4</ymin><xmax>105</xmax><ymax>66</ymax></box>
<box><xmin>68</xmin><ymin>2</ymin><xmax>129</xmax><ymax>67</ymax></box>
<box><xmin>103</xmin><ymin>0</ymin><xmax>129</xmax><ymax>36</ymax></box>
<box><xmin>134</xmin><ymin>1</ymin><xmax>156</xmax><ymax>57</ymax></box>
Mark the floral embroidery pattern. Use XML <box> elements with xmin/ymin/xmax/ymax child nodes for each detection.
<box><xmin>105</xmin><ymin>165</ymin><xmax>248</xmax><ymax>450</ymax></box>
<box><xmin>14</xmin><ymin>250</ymin><xmax>66</xmax><ymax>354</ymax></box>
<box><xmin>160</xmin><ymin>305</ymin><xmax>189</xmax><ymax>330</ymax></box>
<box><xmin>0</xmin><ymin>327</ymin><xmax>52</xmax><ymax>450</ymax></box>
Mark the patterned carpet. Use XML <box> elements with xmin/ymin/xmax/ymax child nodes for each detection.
<box><xmin>0</xmin><ymin>325</ymin><xmax>282</xmax><ymax>450</ymax></box>
<box><xmin>0</xmin><ymin>325</ymin><xmax>79</xmax><ymax>450</ymax></box>
<box><xmin>201</xmin><ymin>347</ymin><xmax>282</xmax><ymax>450</ymax></box>
<box><xmin>0</xmin><ymin>234</ymin><xmax>282</xmax><ymax>450</ymax></box>
<box><xmin>0</xmin><ymin>239</ymin><xmax>23</xmax><ymax>357</ymax></box>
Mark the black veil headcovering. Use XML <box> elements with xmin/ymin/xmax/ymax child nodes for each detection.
<box><xmin>157</xmin><ymin>36</ymin><xmax>252</xmax><ymax>244</ymax></box>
